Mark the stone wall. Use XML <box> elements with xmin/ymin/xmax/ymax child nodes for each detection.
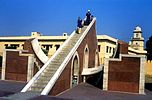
<box><xmin>103</xmin><ymin>41</ymin><xmax>145</xmax><ymax>94</ymax></box>
<box><xmin>145</xmin><ymin>60</ymin><xmax>152</xmax><ymax>83</ymax></box>
<box><xmin>49</xmin><ymin>20</ymin><xmax>98</xmax><ymax>95</ymax></box>
<box><xmin>4</xmin><ymin>51</ymin><xmax>29</xmax><ymax>82</ymax></box>
<box><xmin>108</xmin><ymin>57</ymin><xmax>140</xmax><ymax>93</ymax></box>
<box><xmin>1</xmin><ymin>38</ymin><xmax>44</xmax><ymax>82</ymax></box>
<box><xmin>49</xmin><ymin>60</ymin><xmax>72</xmax><ymax>95</ymax></box>
<box><xmin>145</xmin><ymin>60</ymin><xmax>152</xmax><ymax>76</ymax></box>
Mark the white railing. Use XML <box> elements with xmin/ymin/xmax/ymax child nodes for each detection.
<box><xmin>21</xmin><ymin>30</ymin><xmax>76</xmax><ymax>92</ymax></box>
<box><xmin>41</xmin><ymin>18</ymin><xmax>96</xmax><ymax>95</ymax></box>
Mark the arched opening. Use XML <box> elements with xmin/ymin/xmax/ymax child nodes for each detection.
<box><xmin>83</xmin><ymin>45</ymin><xmax>89</xmax><ymax>82</ymax></box>
<box><xmin>84</xmin><ymin>47</ymin><xmax>89</xmax><ymax>68</ymax></box>
<box><xmin>71</xmin><ymin>54</ymin><xmax>79</xmax><ymax>87</ymax></box>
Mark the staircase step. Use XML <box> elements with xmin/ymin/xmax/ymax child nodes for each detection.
<box><xmin>55</xmin><ymin>54</ymin><xmax>65</xmax><ymax>57</ymax></box>
<box><xmin>60</xmin><ymin>50</ymin><xmax>68</xmax><ymax>53</ymax></box>
<box><xmin>40</xmin><ymin>73</ymin><xmax>52</xmax><ymax>78</ymax></box>
<box><xmin>30</xmin><ymin>86</ymin><xmax>44</xmax><ymax>92</ymax></box>
<box><xmin>47</xmin><ymin>63</ymin><xmax>59</xmax><ymax>67</ymax></box>
<box><xmin>48</xmin><ymin>62</ymin><xmax>61</xmax><ymax>66</ymax></box>
<box><xmin>38</xmin><ymin>75</ymin><xmax>51</xmax><ymax>79</ymax></box>
<box><xmin>35</xmin><ymin>79</ymin><xmax>50</xmax><ymax>85</ymax></box>
<box><xmin>45</xmin><ymin>69</ymin><xmax>57</xmax><ymax>73</ymax></box>
<box><xmin>43</xmin><ymin>70</ymin><xmax>55</xmax><ymax>74</ymax></box>
<box><xmin>32</xmin><ymin>84</ymin><xmax>46</xmax><ymax>88</ymax></box>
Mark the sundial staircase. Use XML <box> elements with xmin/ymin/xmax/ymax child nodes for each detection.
<box><xmin>21</xmin><ymin>18</ymin><xmax>96</xmax><ymax>95</ymax></box>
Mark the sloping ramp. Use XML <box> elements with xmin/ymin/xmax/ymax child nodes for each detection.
<box><xmin>21</xmin><ymin>18</ymin><xmax>96</xmax><ymax>95</ymax></box>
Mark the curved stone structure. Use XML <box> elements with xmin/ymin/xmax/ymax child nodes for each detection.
<box><xmin>31</xmin><ymin>38</ymin><xmax>49</xmax><ymax>64</ymax></box>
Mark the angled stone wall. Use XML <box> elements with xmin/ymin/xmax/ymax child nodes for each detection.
<box><xmin>49</xmin><ymin>20</ymin><xmax>98</xmax><ymax>95</ymax></box>
<box><xmin>1</xmin><ymin>50</ymin><xmax>35</xmax><ymax>82</ymax></box>
<box><xmin>5</xmin><ymin>51</ymin><xmax>28</xmax><ymax>81</ymax></box>
<box><xmin>108</xmin><ymin>57</ymin><xmax>140</xmax><ymax>93</ymax></box>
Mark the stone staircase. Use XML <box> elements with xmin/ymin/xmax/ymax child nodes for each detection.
<box><xmin>27</xmin><ymin>26</ymin><xmax>87</xmax><ymax>93</ymax></box>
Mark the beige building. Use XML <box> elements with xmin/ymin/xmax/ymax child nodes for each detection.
<box><xmin>0</xmin><ymin>32</ymin><xmax>118</xmax><ymax>64</ymax></box>
<box><xmin>0</xmin><ymin>26</ymin><xmax>147</xmax><ymax>64</ymax></box>
<box><xmin>0</xmin><ymin>32</ymin><xmax>68</xmax><ymax>58</ymax></box>
<box><xmin>97</xmin><ymin>35</ymin><xmax>117</xmax><ymax>64</ymax></box>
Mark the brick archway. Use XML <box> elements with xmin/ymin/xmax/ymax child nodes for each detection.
<box><xmin>83</xmin><ymin>45</ymin><xmax>89</xmax><ymax>68</ymax></box>
<box><xmin>71</xmin><ymin>52</ymin><xmax>80</xmax><ymax>87</ymax></box>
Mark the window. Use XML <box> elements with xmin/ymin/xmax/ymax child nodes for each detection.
<box><xmin>4</xmin><ymin>44</ymin><xmax>8</xmax><ymax>48</ymax></box>
<box><xmin>109</xmin><ymin>47</ymin><xmax>111</xmax><ymax>53</ymax></box>
<box><xmin>46</xmin><ymin>46</ymin><xmax>49</xmax><ymax>50</ymax></box>
<box><xmin>22</xmin><ymin>44</ymin><xmax>24</xmax><ymax>49</ymax></box>
<box><xmin>106</xmin><ymin>46</ymin><xmax>109</xmax><ymax>53</ymax></box>
<box><xmin>136</xmin><ymin>34</ymin><xmax>138</xmax><ymax>38</ymax></box>
<box><xmin>98</xmin><ymin>45</ymin><xmax>101</xmax><ymax>52</ymax></box>
<box><xmin>55</xmin><ymin>45</ymin><xmax>60</xmax><ymax>50</ymax></box>
<box><xmin>6</xmin><ymin>44</ymin><xmax>19</xmax><ymax>49</ymax></box>
<box><xmin>113</xmin><ymin>48</ymin><xmax>115</xmax><ymax>54</ymax></box>
<box><xmin>42</xmin><ymin>45</ymin><xmax>52</xmax><ymax>51</ymax></box>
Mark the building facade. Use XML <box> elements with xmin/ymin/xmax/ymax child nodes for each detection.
<box><xmin>0</xmin><ymin>26</ymin><xmax>147</xmax><ymax>65</ymax></box>
<box><xmin>0</xmin><ymin>20</ymin><xmax>147</xmax><ymax>95</ymax></box>
<box><xmin>0</xmin><ymin>32</ymin><xmax>118</xmax><ymax>64</ymax></box>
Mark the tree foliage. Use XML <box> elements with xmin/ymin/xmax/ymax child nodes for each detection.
<box><xmin>146</xmin><ymin>36</ymin><xmax>152</xmax><ymax>61</ymax></box>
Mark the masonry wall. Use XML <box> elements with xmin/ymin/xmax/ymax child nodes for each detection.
<box><xmin>77</xmin><ymin>22</ymin><xmax>98</xmax><ymax>82</ymax></box>
<box><xmin>145</xmin><ymin>60</ymin><xmax>152</xmax><ymax>83</ymax></box>
<box><xmin>49</xmin><ymin>60</ymin><xmax>72</xmax><ymax>95</ymax></box>
<box><xmin>103</xmin><ymin>40</ymin><xmax>145</xmax><ymax>94</ymax></box>
<box><xmin>5</xmin><ymin>51</ymin><xmax>28</xmax><ymax>82</ymax></box>
<box><xmin>49</xmin><ymin>20</ymin><xmax>98</xmax><ymax>95</ymax></box>
<box><xmin>108</xmin><ymin>57</ymin><xmax>140</xmax><ymax>93</ymax></box>
<box><xmin>77</xmin><ymin>22</ymin><xmax>97</xmax><ymax>69</ymax></box>
<box><xmin>24</xmin><ymin>39</ymin><xmax>43</xmax><ymax>74</ymax></box>
<box><xmin>145</xmin><ymin>60</ymin><xmax>152</xmax><ymax>76</ymax></box>
<box><xmin>115</xmin><ymin>40</ymin><xmax>128</xmax><ymax>58</ymax></box>
<box><xmin>3</xmin><ymin>38</ymin><xmax>44</xmax><ymax>82</ymax></box>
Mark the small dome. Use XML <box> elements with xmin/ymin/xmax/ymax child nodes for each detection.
<box><xmin>135</xmin><ymin>26</ymin><xmax>142</xmax><ymax>32</ymax></box>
